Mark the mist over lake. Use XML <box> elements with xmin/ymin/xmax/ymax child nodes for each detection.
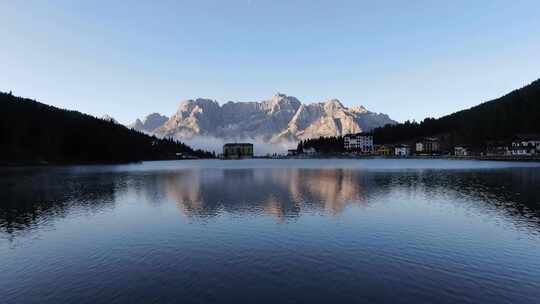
<box><xmin>1</xmin><ymin>159</ymin><xmax>540</xmax><ymax>304</ymax></box>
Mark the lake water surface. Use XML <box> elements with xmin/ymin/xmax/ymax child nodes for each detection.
<box><xmin>1</xmin><ymin>159</ymin><xmax>540</xmax><ymax>303</ymax></box>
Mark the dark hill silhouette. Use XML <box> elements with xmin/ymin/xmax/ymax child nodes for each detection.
<box><xmin>0</xmin><ymin>92</ymin><xmax>213</xmax><ymax>165</ymax></box>
<box><xmin>373</xmin><ymin>79</ymin><xmax>540</xmax><ymax>145</ymax></box>
<box><xmin>299</xmin><ymin>79</ymin><xmax>540</xmax><ymax>152</ymax></box>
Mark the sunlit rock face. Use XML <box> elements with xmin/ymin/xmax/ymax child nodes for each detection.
<box><xmin>156</xmin><ymin>99</ymin><xmax>222</xmax><ymax>139</ymax></box>
<box><xmin>129</xmin><ymin>113</ymin><xmax>169</xmax><ymax>133</ymax></box>
<box><xmin>272</xmin><ymin>98</ymin><xmax>394</xmax><ymax>142</ymax></box>
<box><xmin>134</xmin><ymin>94</ymin><xmax>395</xmax><ymax>142</ymax></box>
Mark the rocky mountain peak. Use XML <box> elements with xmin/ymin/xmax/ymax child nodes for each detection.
<box><xmin>133</xmin><ymin>93</ymin><xmax>396</xmax><ymax>143</ymax></box>
<box><xmin>129</xmin><ymin>113</ymin><xmax>168</xmax><ymax>133</ymax></box>
<box><xmin>350</xmin><ymin>105</ymin><xmax>368</xmax><ymax>113</ymax></box>
<box><xmin>323</xmin><ymin>99</ymin><xmax>345</xmax><ymax>112</ymax></box>
<box><xmin>132</xmin><ymin>118</ymin><xmax>144</xmax><ymax>129</ymax></box>
<box><xmin>324</xmin><ymin>98</ymin><xmax>343</xmax><ymax>106</ymax></box>
<box><xmin>178</xmin><ymin>98</ymin><xmax>218</xmax><ymax>111</ymax></box>
<box><xmin>265</xmin><ymin>94</ymin><xmax>301</xmax><ymax>114</ymax></box>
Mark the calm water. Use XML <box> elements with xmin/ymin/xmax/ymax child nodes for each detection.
<box><xmin>1</xmin><ymin>159</ymin><xmax>540</xmax><ymax>304</ymax></box>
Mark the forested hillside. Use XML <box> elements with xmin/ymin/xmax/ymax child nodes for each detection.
<box><xmin>298</xmin><ymin>79</ymin><xmax>540</xmax><ymax>153</ymax></box>
<box><xmin>373</xmin><ymin>79</ymin><xmax>540</xmax><ymax>145</ymax></box>
<box><xmin>298</xmin><ymin>136</ymin><xmax>344</xmax><ymax>153</ymax></box>
<box><xmin>0</xmin><ymin>92</ymin><xmax>213</xmax><ymax>165</ymax></box>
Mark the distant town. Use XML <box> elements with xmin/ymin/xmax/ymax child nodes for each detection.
<box><xmin>220</xmin><ymin>133</ymin><xmax>540</xmax><ymax>161</ymax></box>
<box><xmin>291</xmin><ymin>133</ymin><xmax>540</xmax><ymax>160</ymax></box>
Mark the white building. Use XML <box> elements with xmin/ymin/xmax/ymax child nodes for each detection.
<box><xmin>454</xmin><ymin>146</ymin><xmax>468</xmax><ymax>156</ymax></box>
<box><xmin>394</xmin><ymin>145</ymin><xmax>410</xmax><ymax>157</ymax></box>
<box><xmin>511</xmin><ymin>135</ymin><xmax>540</xmax><ymax>156</ymax></box>
<box><xmin>415</xmin><ymin>137</ymin><xmax>440</xmax><ymax>155</ymax></box>
<box><xmin>344</xmin><ymin>133</ymin><xmax>374</xmax><ymax>153</ymax></box>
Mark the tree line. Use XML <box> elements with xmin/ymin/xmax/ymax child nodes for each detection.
<box><xmin>0</xmin><ymin>92</ymin><xmax>214</xmax><ymax>165</ymax></box>
<box><xmin>373</xmin><ymin>79</ymin><xmax>540</xmax><ymax>146</ymax></box>
<box><xmin>297</xmin><ymin>136</ymin><xmax>344</xmax><ymax>153</ymax></box>
<box><xmin>297</xmin><ymin>78</ymin><xmax>540</xmax><ymax>152</ymax></box>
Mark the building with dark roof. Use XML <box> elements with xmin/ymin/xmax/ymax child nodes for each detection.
<box><xmin>223</xmin><ymin>143</ymin><xmax>254</xmax><ymax>159</ymax></box>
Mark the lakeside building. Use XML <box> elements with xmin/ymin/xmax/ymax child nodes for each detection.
<box><xmin>394</xmin><ymin>144</ymin><xmax>411</xmax><ymax>157</ymax></box>
<box><xmin>344</xmin><ymin>133</ymin><xmax>374</xmax><ymax>154</ymax></box>
<box><xmin>510</xmin><ymin>134</ymin><xmax>540</xmax><ymax>156</ymax></box>
<box><xmin>454</xmin><ymin>146</ymin><xmax>469</xmax><ymax>156</ymax></box>
<box><xmin>175</xmin><ymin>152</ymin><xmax>197</xmax><ymax>159</ymax></box>
<box><xmin>375</xmin><ymin>144</ymin><xmax>393</xmax><ymax>156</ymax></box>
<box><xmin>223</xmin><ymin>143</ymin><xmax>254</xmax><ymax>159</ymax></box>
<box><xmin>485</xmin><ymin>141</ymin><xmax>510</xmax><ymax>156</ymax></box>
<box><xmin>415</xmin><ymin>137</ymin><xmax>440</xmax><ymax>155</ymax></box>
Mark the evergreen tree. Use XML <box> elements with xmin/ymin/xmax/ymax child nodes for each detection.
<box><xmin>0</xmin><ymin>92</ymin><xmax>214</xmax><ymax>165</ymax></box>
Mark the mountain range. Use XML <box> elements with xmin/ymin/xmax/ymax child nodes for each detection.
<box><xmin>129</xmin><ymin>94</ymin><xmax>395</xmax><ymax>142</ymax></box>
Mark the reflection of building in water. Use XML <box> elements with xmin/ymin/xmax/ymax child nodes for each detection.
<box><xmin>3</xmin><ymin>166</ymin><xmax>540</xmax><ymax>237</ymax></box>
<box><xmin>106</xmin><ymin>168</ymin><xmax>540</xmax><ymax>225</ymax></box>
<box><xmin>105</xmin><ymin>164</ymin><xmax>540</xmax><ymax>227</ymax></box>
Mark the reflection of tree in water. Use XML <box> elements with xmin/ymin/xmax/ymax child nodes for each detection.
<box><xmin>417</xmin><ymin>169</ymin><xmax>540</xmax><ymax>224</ymax></box>
<box><xmin>0</xmin><ymin>168</ymin><xmax>120</xmax><ymax>238</ymax></box>
<box><xmin>1</xmin><ymin>166</ymin><xmax>539</xmax><ymax>237</ymax></box>
<box><xmin>160</xmin><ymin>168</ymin><xmax>540</xmax><ymax>226</ymax></box>
<box><xmin>365</xmin><ymin>168</ymin><xmax>540</xmax><ymax>228</ymax></box>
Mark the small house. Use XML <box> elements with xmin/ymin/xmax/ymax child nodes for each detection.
<box><xmin>375</xmin><ymin>145</ymin><xmax>393</xmax><ymax>156</ymax></box>
<box><xmin>394</xmin><ymin>144</ymin><xmax>411</xmax><ymax>157</ymax></box>
<box><xmin>510</xmin><ymin>134</ymin><xmax>540</xmax><ymax>156</ymax></box>
<box><xmin>415</xmin><ymin>137</ymin><xmax>440</xmax><ymax>155</ymax></box>
<box><xmin>223</xmin><ymin>143</ymin><xmax>254</xmax><ymax>159</ymax></box>
<box><xmin>454</xmin><ymin>146</ymin><xmax>468</xmax><ymax>156</ymax></box>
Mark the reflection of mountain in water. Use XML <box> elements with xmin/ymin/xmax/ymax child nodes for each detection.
<box><xmin>160</xmin><ymin>169</ymin><xmax>375</xmax><ymax>220</ymax></box>
<box><xmin>1</xmin><ymin>166</ymin><xmax>540</xmax><ymax>236</ymax></box>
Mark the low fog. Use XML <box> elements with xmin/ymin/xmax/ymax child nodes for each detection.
<box><xmin>181</xmin><ymin>136</ymin><xmax>297</xmax><ymax>156</ymax></box>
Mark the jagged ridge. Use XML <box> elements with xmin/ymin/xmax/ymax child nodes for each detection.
<box><xmin>130</xmin><ymin>94</ymin><xmax>396</xmax><ymax>142</ymax></box>
<box><xmin>129</xmin><ymin>113</ymin><xmax>169</xmax><ymax>133</ymax></box>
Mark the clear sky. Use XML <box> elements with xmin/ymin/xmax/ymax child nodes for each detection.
<box><xmin>1</xmin><ymin>0</ymin><xmax>539</xmax><ymax>124</ymax></box>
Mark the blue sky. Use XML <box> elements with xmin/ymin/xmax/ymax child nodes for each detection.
<box><xmin>1</xmin><ymin>0</ymin><xmax>539</xmax><ymax>124</ymax></box>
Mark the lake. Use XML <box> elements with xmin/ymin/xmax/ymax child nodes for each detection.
<box><xmin>1</xmin><ymin>159</ymin><xmax>540</xmax><ymax>304</ymax></box>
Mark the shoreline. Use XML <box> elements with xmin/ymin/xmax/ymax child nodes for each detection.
<box><xmin>273</xmin><ymin>155</ymin><xmax>540</xmax><ymax>162</ymax></box>
<box><xmin>0</xmin><ymin>158</ymin><xmax>216</xmax><ymax>168</ymax></box>
<box><xmin>3</xmin><ymin>156</ymin><xmax>539</xmax><ymax>168</ymax></box>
